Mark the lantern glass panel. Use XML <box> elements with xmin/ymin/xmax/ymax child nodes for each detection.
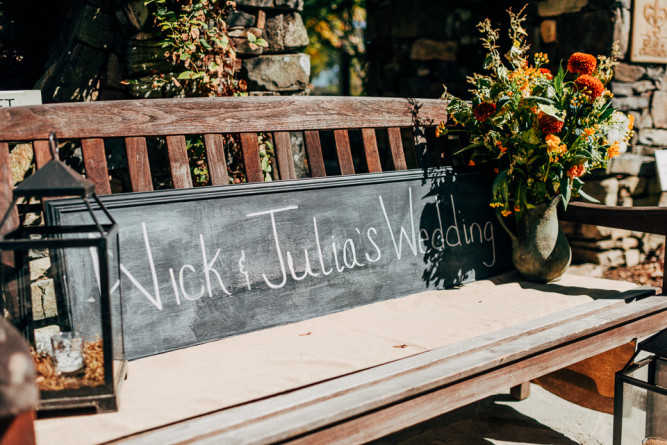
<box><xmin>0</xmin><ymin>224</ymin><xmax>124</xmax><ymax>412</ymax></box>
<box><xmin>617</xmin><ymin>357</ymin><xmax>667</xmax><ymax>445</ymax></box>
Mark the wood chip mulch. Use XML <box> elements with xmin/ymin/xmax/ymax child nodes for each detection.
<box><xmin>32</xmin><ymin>338</ymin><xmax>105</xmax><ymax>391</ymax></box>
<box><xmin>602</xmin><ymin>246</ymin><xmax>664</xmax><ymax>289</ymax></box>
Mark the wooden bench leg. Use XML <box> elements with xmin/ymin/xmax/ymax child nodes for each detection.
<box><xmin>0</xmin><ymin>411</ymin><xmax>36</xmax><ymax>445</ymax></box>
<box><xmin>510</xmin><ymin>382</ymin><xmax>531</xmax><ymax>400</ymax></box>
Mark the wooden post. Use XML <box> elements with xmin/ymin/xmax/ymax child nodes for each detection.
<box><xmin>510</xmin><ymin>382</ymin><xmax>531</xmax><ymax>400</ymax></box>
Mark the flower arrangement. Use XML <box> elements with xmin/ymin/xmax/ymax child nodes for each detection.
<box><xmin>438</xmin><ymin>7</ymin><xmax>634</xmax><ymax>219</ymax></box>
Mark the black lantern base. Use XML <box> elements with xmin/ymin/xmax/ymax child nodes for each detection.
<box><xmin>37</xmin><ymin>359</ymin><xmax>128</xmax><ymax>415</ymax></box>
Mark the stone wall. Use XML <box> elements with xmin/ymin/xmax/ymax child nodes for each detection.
<box><xmin>34</xmin><ymin>0</ymin><xmax>311</xmax><ymax>103</ymax></box>
<box><xmin>366</xmin><ymin>0</ymin><xmax>666</xmax><ymax>267</ymax></box>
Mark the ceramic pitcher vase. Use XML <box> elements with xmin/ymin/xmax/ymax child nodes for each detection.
<box><xmin>499</xmin><ymin>196</ymin><xmax>572</xmax><ymax>283</ymax></box>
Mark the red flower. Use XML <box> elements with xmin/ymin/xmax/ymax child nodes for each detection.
<box><xmin>538</xmin><ymin>67</ymin><xmax>553</xmax><ymax>80</ymax></box>
<box><xmin>574</xmin><ymin>74</ymin><xmax>605</xmax><ymax>99</ymax></box>
<box><xmin>538</xmin><ymin>113</ymin><xmax>564</xmax><ymax>135</ymax></box>
<box><xmin>472</xmin><ymin>102</ymin><xmax>496</xmax><ymax>122</ymax></box>
<box><xmin>567</xmin><ymin>52</ymin><xmax>597</xmax><ymax>75</ymax></box>
<box><xmin>567</xmin><ymin>164</ymin><xmax>586</xmax><ymax>179</ymax></box>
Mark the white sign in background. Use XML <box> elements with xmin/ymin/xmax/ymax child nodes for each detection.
<box><xmin>0</xmin><ymin>90</ymin><xmax>42</xmax><ymax>107</ymax></box>
<box><xmin>655</xmin><ymin>150</ymin><xmax>667</xmax><ymax>192</ymax></box>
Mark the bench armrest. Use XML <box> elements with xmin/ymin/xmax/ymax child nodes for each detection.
<box><xmin>560</xmin><ymin>202</ymin><xmax>667</xmax><ymax>293</ymax></box>
<box><xmin>561</xmin><ymin>202</ymin><xmax>667</xmax><ymax>236</ymax></box>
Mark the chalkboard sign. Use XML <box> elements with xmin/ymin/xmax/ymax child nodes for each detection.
<box><xmin>46</xmin><ymin>169</ymin><xmax>512</xmax><ymax>359</ymax></box>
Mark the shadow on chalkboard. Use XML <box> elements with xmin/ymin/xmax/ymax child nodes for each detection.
<box><xmin>418</xmin><ymin>171</ymin><xmax>513</xmax><ymax>289</ymax></box>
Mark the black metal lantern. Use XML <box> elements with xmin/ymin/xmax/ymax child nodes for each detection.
<box><xmin>614</xmin><ymin>329</ymin><xmax>667</xmax><ymax>445</ymax></box>
<box><xmin>0</xmin><ymin>133</ymin><xmax>126</xmax><ymax>413</ymax></box>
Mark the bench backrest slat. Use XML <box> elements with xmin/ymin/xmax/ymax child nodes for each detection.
<box><xmin>0</xmin><ymin>143</ymin><xmax>16</xmax><ymax>235</ymax></box>
<box><xmin>272</xmin><ymin>132</ymin><xmax>296</xmax><ymax>181</ymax></box>
<box><xmin>81</xmin><ymin>138</ymin><xmax>112</xmax><ymax>195</ymax></box>
<box><xmin>303</xmin><ymin>130</ymin><xmax>327</xmax><ymax>178</ymax></box>
<box><xmin>333</xmin><ymin>130</ymin><xmax>355</xmax><ymax>175</ymax></box>
<box><xmin>165</xmin><ymin>135</ymin><xmax>193</xmax><ymax>189</ymax></box>
<box><xmin>125</xmin><ymin>137</ymin><xmax>154</xmax><ymax>192</ymax></box>
<box><xmin>239</xmin><ymin>133</ymin><xmax>265</xmax><ymax>183</ymax></box>
<box><xmin>387</xmin><ymin>127</ymin><xmax>407</xmax><ymax>171</ymax></box>
<box><xmin>361</xmin><ymin>128</ymin><xmax>382</xmax><ymax>173</ymax></box>
<box><xmin>203</xmin><ymin>134</ymin><xmax>230</xmax><ymax>186</ymax></box>
<box><xmin>32</xmin><ymin>140</ymin><xmax>51</xmax><ymax>170</ymax></box>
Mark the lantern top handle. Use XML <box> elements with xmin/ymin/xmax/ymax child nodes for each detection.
<box><xmin>13</xmin><ymin>132</ymin><xmax>96</xmax><ymax>199</ymax></box>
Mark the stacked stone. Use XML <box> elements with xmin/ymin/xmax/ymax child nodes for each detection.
<box><xmin>561</xmin><ymin>171</ymin><xmax>665</xmax><ymax>267</ymax></box>
<box><xmin>35</xmin><ymin>0</ymin><xmax>310</xmax><ymax>102</ymax></box>
<box><xmin>122</xmin><ymin>0</ymin><xmax>311</xmax><ymax>98</ymax></box>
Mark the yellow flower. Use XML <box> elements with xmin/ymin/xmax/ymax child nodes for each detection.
<box><xmin>584</xmin><ymin>128</ymin><xmax>595</xmax><ymax>137</ymax></box>
<box><xmin>628</xmin><ymin>114</ymin><xmax>635</xmax><ymax>131</ymax></box>
<box><xmin>608</xmin><ymin>141</ymin><xmax>620</xmax><ymax>158</ymax></box>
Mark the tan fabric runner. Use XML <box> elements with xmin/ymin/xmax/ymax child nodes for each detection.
<box><xmin>35</xmin><ymin>272</ymin><xmax>637</xmax><ymax>445</ymax></box>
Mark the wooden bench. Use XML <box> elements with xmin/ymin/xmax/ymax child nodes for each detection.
<box><xmin>1</xmin><ymin>96</ymin><xmax>666</xmax><ymax>444</ymax></box>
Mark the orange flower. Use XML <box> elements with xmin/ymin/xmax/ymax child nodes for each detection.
<box><xmin>435</xmin><ymin>121</ymin><xmax>446</xmax><ymax>137</ymax></box>
<box><xmin>493</xmin><ymin>167</ymin><xmax>499</xmax><ymax>173</ymax></box>
<box><xmin>545</xmin><ymin>134</ymin><xmax>561</xmax><ymax>150</ymax></box>
<box><xmin>574</xmin><ymin>74</ymin><xmax>605</xmax><ymax>100</ymax></box>
<box><xmin>567</xmin><ymin>164</ymin><xmax>586</xmax><ymax>179</ymax></box>
<box><xmin>468</xmin><ymin>160</ymin><xmax>476</xmax><ymax>166</ymax></box>
<box><xmin>608</xmin><ymin>141</ymin><xmax>620</xmax><ymax>158</ymax></box>
<box><xmin>538</xmin><ymin>67</ymin><xmax>553</xmax><ymax>80</ymax></box>
<box><xmin>496</xmin><ymin>142</ymin><xmax>507</xmax><ymax>153</ymax></box>
<box><xmin>501</xmin><ymin>209</ymin><xmax>512</xmax><ymax>217</ymax></box>
<box><xmin>514</xmin><ymin>204</ymin><xmax>521</xmax><ymax>212</ymax></box>
<box><xmin>628</xmin><ymin>114</ymin><xmax>635</xmax><ymax>131</ymax></box>
<box><xmin>538</xmin><ymin>113</ymin><xmax>564</xmax><ymax>135</ymax></box>
<box><xmin>584</xmin><ymin>128</ymin><xmax>596</xmax><ymax>137</ymax></box>
<box><xmin>567</xmin><ymin>52</ymin><xmax>597</xmax><ymax>75</ymax></box>
<box><xmin>472</xmin><ymin>102</ymin><xmax>496</xmax><ymax>122</ymax></box>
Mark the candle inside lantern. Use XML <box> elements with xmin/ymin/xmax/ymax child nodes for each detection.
<box><xmin>50</xmin><ymin>331</ymin><xmax>84</xmax><ymax>374</ymax></box>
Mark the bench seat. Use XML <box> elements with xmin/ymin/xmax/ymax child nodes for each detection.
<box><xmin>34</xmin><ymin>272</ymin><xmax>665</xmax><ymax>445</ymax></box>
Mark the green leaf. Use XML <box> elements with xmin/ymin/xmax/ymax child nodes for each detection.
<box><xmin>537</xmin><ymin>103</ymin><xmax>565</xmax><ymax>120</ymax></box>
<box><xmin>524</xmin><ymin>96</ymin><xmax>556</xmax><ymax>106</ymax></box>
<box><xmin>492</xmin><ymin>169</ymin><xmax>509</xmax><ymax>197</ymax></box>
<box><xmin>261</xmin><ymin>156</ymin><xmax>271</xmax><ymax>170</ymax></box>
<box><xmin>177</xmin><ymin>71</ymin><xmax>194</xmax><ymax>79</ymax></box>
<box><xmin>483</xmin><ymin>54</ymin><xmax>494</xmax><ymax>70</ymax></box>
<box><xmin>599</xmin><ymin>107</ymin><xmax>615</xmax><ymax>121</ymax></box>
<box><xmin>453</xmin><ymin>142</ymin><xmax>484</xmax><ymax>155</ymax></box>
<box><xmin>496</xmin><ymin>97</ymin><xmax>511</xmax><ymax>109</ymax></box>
<box><xmin>247</xmin><ymin>32</ymin><xmax>257</xmax><ymax>43</ymax></box>
<box><xmin>560</xmin><ymin>177</ymin><xmax>572</xmax><ymax>209</ymax></box>
<box><xmin>521</xmin><ymin>128</ymin><xmax>541</xmax><ymax>145</ymax></box>
<box><xmin>554</xmin><ymin>64</ymin><xmax>565</xmax><ymax>96</ymax></box>
<box><xmin>199</xmin><ymin>38</ymin><xmax>212</xmax><ymax>50</ymax></box>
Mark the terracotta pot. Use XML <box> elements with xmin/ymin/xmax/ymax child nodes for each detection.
<box><xmin>498</xmin><ymin>196</ymin><xmax>571</xmax><ymax>283</ymax></box>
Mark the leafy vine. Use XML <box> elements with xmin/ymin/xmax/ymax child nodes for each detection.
<box><xmin>144</xmin><ymin>0</ymin><xmax>272</xmax><ymax>185</ymax></box>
